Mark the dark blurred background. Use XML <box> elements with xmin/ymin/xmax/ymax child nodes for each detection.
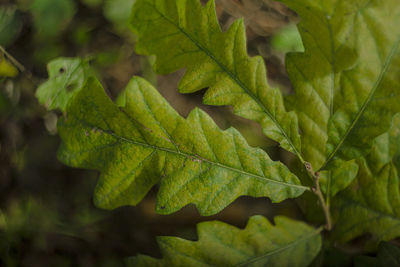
<box><xmin>0</xmin><ymin>0</ymin><xmax>305</xmax><ymax>266</ymax></box>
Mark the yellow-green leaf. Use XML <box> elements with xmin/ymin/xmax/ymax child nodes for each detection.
<box><xmin>57</xmin><ymin>76</ymin><xmax>306</xmax><ymax>215</ymax></box>
<box><xmin>0</xmin><ymin>54</ymin><xmax>18</xmax><ymax>77</ymax></box>
<box><xmin>280</xmin><ymin>0</ymin><xmax>400</xmax><ymax>171</ymax></box>
<box><xmin>130</xmin><ymin>0</ymin><xmax>302</xmax><ymax>157</ymax></box>
<box><xmin>332</xmin><ymin>114</ymin><xmax>400</xmax><ymax>243</ymax></box>
<box><xmin>127</xmin><ymin>216</ymin><xmax>322</xmax><ymax>267</ymax></box>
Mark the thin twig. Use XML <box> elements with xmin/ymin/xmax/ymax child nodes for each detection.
<box><xmin>305</xmin><ymin>162</ymin><xmax>333</xmax><ymax>231</ymax></box>
<box><xmin>0</xmin><ymin>46</ymin><xmax>25</xmax><ymax>73</ymax></box>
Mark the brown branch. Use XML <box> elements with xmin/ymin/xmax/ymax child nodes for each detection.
<box><xmin>0</xmin><ymin>46</ymin><xmax>25</xmax><ymax>73</ymax></box>
<box><xmin>305</xmin><ymin>162</ymin><xmax>333</xmax><ymax>231</ymax></box>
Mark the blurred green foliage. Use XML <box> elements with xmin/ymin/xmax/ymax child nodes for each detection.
<box><xmin>271</xmin><ymin>24</ymin><xmax>304</xmax><ymax>54</ymax></box>
<box><xmin>30</xmin><ymin>0</ymin><xmax>76</xmax><ymax>38</ymax></box>
<box><xmin>0</xmin><ymin>199</ymin><xmax>57</xmax><ymax>266</ymax></box>
<box><xmin>0</xmin><ymin>0</ymin><xmax>373</xmax><ymax>265</ymax></box>
<box><xmin>0</xmin><ymin>1</ymin><xmax>145</xmax><ymax>265</ymax></box>
<box><xmin>0</xmin><ymin>0</ymin><xmax>137</xmax><ymax>66</ymax></box>
<box><xmin>0</xmin><ymin>6</ymin><xmax>23</xmax><ymax>47</ymax></box>
<box><xmin>104</xmin><ymin>0</ymin><xmax>136</xmax><ymax>33</ymax></box>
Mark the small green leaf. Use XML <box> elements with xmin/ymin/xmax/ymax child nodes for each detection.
<box><xmin>57</xmin><ymin>76</ymin><xmax>306</xmax><ymax>215</ymax></box>
<box><xmin>0</xmin><ymin>54</ymin><xmax>18</xmax><ymax>77</ymax></box>
<box><xmin>271</xmin><ymin>25</ymin><xmax>304</xmax><ymax>54</ymax></box>
<box><xmin>333</xmin><ymin>114</ymin><xmax>400</xmax><ymax>243</ymax></box>
<box><xmin>0</xmin><ymin>6</ymin><xmax>23</xmax><ymax>47</ymax></box>
<box><xmin>130</xmin><ymin>0</ymin><xmax>302</xmax><ymax>157</ymax></box>
<box><xmin>126</xmin><ymin>216</ymin><xmax>322</xmax><ymax>267</ymax></box>
<box><xmin>35</xmin><ymin>57</ymin><xmax>95</xmax><ymax>111</ymax></box>
<box><xmin>319</xmin><ymin>159</ymin><xmax>358</xmax><ymax>200</ymax></box>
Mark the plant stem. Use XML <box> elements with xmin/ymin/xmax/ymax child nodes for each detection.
<box><xmin>305</xmin><ymin>162</ymin><xmax>333</xmax><ymax>231</ymax></box>
<box><xmin>0</xmin><ymin>46</ymin><xmax>25</xmax><ymax>73</ymax></box>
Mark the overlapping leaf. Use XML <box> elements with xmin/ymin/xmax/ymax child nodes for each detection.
<box><xmin>36</xmin><ymin>57</ymin><xmax>94</xmax><ymax>111</ymax></box>
<box><xmin>280</xmin><ymin>0</ymin><xmax>400</xmax><ymax>170</ymax></box>
<box><xmin>332</xmin><ymin>114</ymin><xmax>400</xmax><ymax>243</ymax></box>
<box><xmin>130</xmin><ymin>0</ymin><xmax>302</xmax><ymax>157</ymax></box>
<box><xmin>319</xmin><ymin>159</ymin><xmax>358</xmax><ymax>201</ymax></box>
<box><xmin>355</xmin><ymin>242</ymin><xmax>400</xmax><ymax>267</ymax></box>
<box><xmin>57</xmin><ymin>76</ymin><xmax>306</xmax><ymax>215</ymax></box>
<box><xmin>127</xmin><ymin>216</ymin><xmax>322</xmax><ymax>267</ymax></box>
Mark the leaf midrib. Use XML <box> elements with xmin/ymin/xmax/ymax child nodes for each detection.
<box><xmin>108</xmin><ymin>130</ymin><xmax>308</xmax><ymax>190</ymax></box>
<box><xmin>70</xmin><ymin>114</ymin><xmax>309</xmax><ymax>191</ymax></box>
<box><xmin>142</xmin><ymin>1</ymin><xmax>304</xmax><ymax>162</ymax></box>
<box><xmin>234</xmin><ymin>227</ymin><xmax>323</xmax><ymax>267</ymax></box>
<box><xmin>320</xmin><ymin>35</ymin><xmax>400</xmax><ymax>171</ymax></box>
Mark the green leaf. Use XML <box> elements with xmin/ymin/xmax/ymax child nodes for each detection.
<box><xmin>126</xmin><ymin>216</ymin><xmax>322</xmax><ymax>267</ymax></box>
<box><xmin>0</xmin><ymin>53</ymin><xmax>18</xmax><ymax>78</ymax></box>
<box><xmin>280</xmin><ymin>0</ymin><xmax>400</xmax><ymax>170</ymax></box>
<box><xmin>0</xmin><ymin>6</ymin><xmax>23</xmax><ymax>47</ymax></box>
<box><xmin>332</xmin><ymin>114</ymin><xmax>400</xmax><ymax>243</ymax></box>
<box><xmin>57</xmin><ymin>76</ymin><xmax>307</xmax><ymax>215</ymax></box>
<box><xmin>35</xmin><ymin>57</ymin><xmax>95</xmax><ymax>112</ymax></box>
<box><xmin>355</xmin><ymin>242</ymin><xmax>400</xmax><ymax>267</ymax></box>
<box><xmin>271</xmin><ymin>25</ymin><xmax>304</xmax><ymax>54</ymax></box>
<box><xmin>319</xmin><ymin>159</ymin><xmax>359</xmax><ymax>200</ymax></box>
<box><xmin>130</xmin><ymin>0</ymin><xmax>302</xmax><ymax>157</ymax></box>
